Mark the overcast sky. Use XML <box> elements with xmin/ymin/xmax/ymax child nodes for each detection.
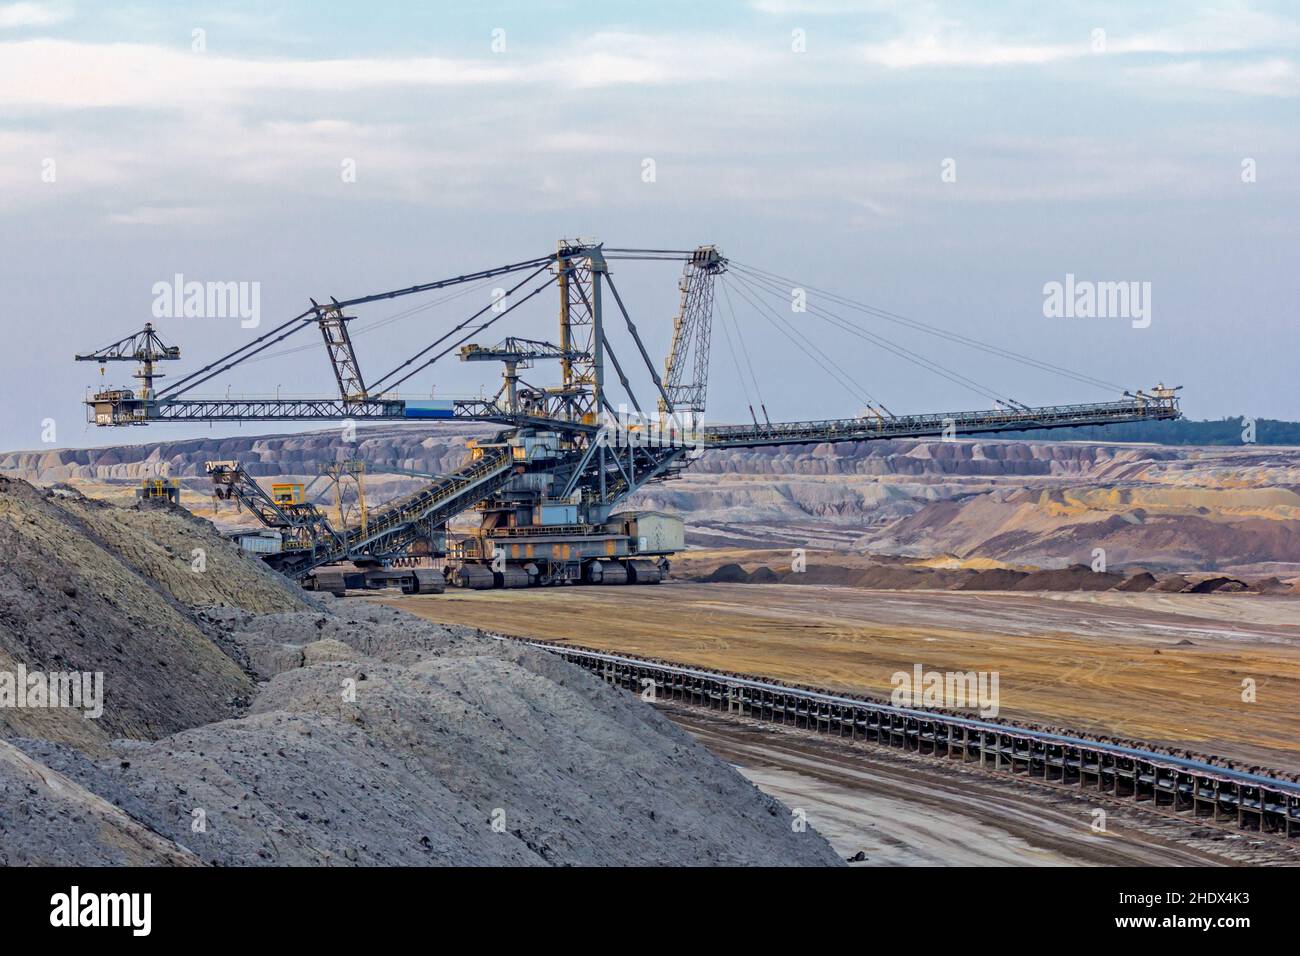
<box><xmin>1</xmin><ymin>0</ymin><xmax>1296</xmax><ymax>452</ymax></box>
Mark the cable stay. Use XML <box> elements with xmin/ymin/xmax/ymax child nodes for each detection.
<box><xmin>241</xmin><ymin>275</ymin><xmax>500</xmax><ymax>370</ymax></box>
<box><xmin>158</xmin><ymin>258</ymin><xmax>557</xmax><ymax>400</ymax></box>
<box><xmin>729</xmin><ymin>268</ymin><xmax>1019</xmax><ymax>408</ymax></box>
<box><xmin>326</xmin><ymin>254</ymin><xmax>558</xmax><ymax>312</ymax></box>
<box><xmin>716</xmin><ymin>290</ymin><xmax>758</xmax><ymax>427</ymax></box>
<box><xmin>374</xmin><ymin>271</ymin><xmax>559</xmax><ymax>395</ymax></box>
<box><xmin>730</xmin><ymin>267</ymin><xmax>1012</xmax><ymax>405</ymax></box>
<box><xmin>718</xmin><ymin>280</ymin><xmax>771</xmax><ymax>427</ymax></box>
<box><xmin>724</xmin><ymin>275</ymin><xmax>889</xmax><ymax>414</ymax></box>
<box><xmin>158</xmin><ymin>311</ymin><xmax>318</xmax><ymax>400</ymax></box>
<box><xmin>366</xmin><ymin>264</ymin><xmax>556</xmax><ymax>395</ymax></box>
<box><xmin>730</xmin><ymin>260</ymin><xmax>1121</xmax><ymax>394</ymax></box>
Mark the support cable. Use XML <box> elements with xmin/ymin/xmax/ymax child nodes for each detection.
<box><xmin>368</xmin><ymin>264</ymin><xmax>552</xmax><ymax>395</ymax></box>
<box><xmin>379</xmin><ymin>275</ymin><xmax>559</xmax><ymax>395</ymax></box>
<box><xmin>241</xmin><ymin>275</ymin><xmax>498</xmax><ymax>369</ymax></box>
<box><xmin>327</xmin><ymin>255</ymin><xmax>557</xmax><ymax>311</ymax></box>
<box><xmin>719</xmin><ymin>279</ymin><xmax>770</xmax><ymax>423</ymax></box>
<box><xmin>726</xmin><ymin>274</ymin><xmax>887</xmax><ymax>408</ymax></box>
<box><xmin>164</xmin><ymin>258</ymin><xmax>553</xmax><ymax>398</ymax></box>
<box><xmin>159</xmin><ymin>312</ymin><xmax>315</xmax><ymax>400</ymax></box>
<box><xmin>716</xmin><ymin>303</ymin><xmax>758</xmax><ymax>428</ymax></box>
<box><xmin>731</xmin><ymin>269</ymin><xmax>1013</xmax><ymax>406</ymax></box>
<box><xmin>731</xmin><ymin>260</ymin><xmax>1121</xmax><ymax>393</ymax></box>
<box><xmin>158</xmin><ymin>257</ymin><xmax>553</xmax><ymax>395</ymax></box>
<box><xmin>724</xmin><ymin>277</ymin><xmax>880</xmax><ymax>411</ymax></box>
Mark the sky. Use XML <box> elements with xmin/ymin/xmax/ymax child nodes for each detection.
<box><xmin>0</xmin><ymin>0</ymin><xmax>1296</xmax><ymax>452</ymax></box>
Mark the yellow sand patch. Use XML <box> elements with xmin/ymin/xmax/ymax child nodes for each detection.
<box><xmin>910</xmin><ymin>555</ymin><xmax>1022</xmax><ymax>571</ymax></box>
<box><xmin>1039</xmin><ymin>486</ymin><xmax>1300</xmax><ymax>521</ymax></box>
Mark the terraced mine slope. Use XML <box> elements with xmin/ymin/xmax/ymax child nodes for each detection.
<box><xmin>6</xmin><ymin>425</ymin><xmax>1298</xmax><ymax>576</ymax></box>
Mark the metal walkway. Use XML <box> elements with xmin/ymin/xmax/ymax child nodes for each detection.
<box><xmin>279</xmin><ymin>451</ymin><xmax>517</xmax><ymax>578</ymax></box>
<box><xmin>700</xmin><ymin>396</ymin><xmax>1180</xmax><ymax>449</ymax></box>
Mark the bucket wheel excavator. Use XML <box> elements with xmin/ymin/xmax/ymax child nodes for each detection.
<box><xmin>76</xmin><ymin>240</ymin><xmax>1181</xmax><ymax>593</ymax></box>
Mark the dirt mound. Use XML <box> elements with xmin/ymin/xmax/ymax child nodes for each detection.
<box><xmin>699</xmin><ymin>562</ymin><xmax>752</xmax><ymax>583</ymax></box>
<box><xmin>0</xmin><ymin>477</ymin><xmax>302</xmax><ymax>749</ymax></box>
<box><xmin>853</xmin><ymin>565</ymin><xmax>956</xmax><ymax>589</ymax></box>
<box><xmin>779</xmin><ymin>565</ymin><xmax>865</xmax><ymax>587</ymax></box>
<box><xmin>1011</xmin><ymin>564</ymin><xmax>1124</xmax><ymax>591</ymax></box>
<box><xmin>7</xmin><ymin>602</ymin><xmax>842</xmax><ymax>867</ymax></box>
<box><xmin>0</xmin><ymin>740</ymin><xmax>200</xmax><ymax>866</ymax></box>
<box><xmin>1115</xmin><ymin>571</ymin><xmax>1158</xmax><ymax>592</ymax></box>
<box><xmin>0</xmin><ymin>479</ymin><xmax>841</xmax><ymax>866</ymax></box>
<box><xmin>1187</xmin><ymin>576</ymin><xmax>1251</xmax><ymax>594</ymax></box>
<box><xmin>954</xmin><ymin>568</ymin><xmax>1030</xmax><ymax>590</ymax></box>
<box><xmin>692</xmin><ymin>557</ymin><xmax>1157</xmax><ymax>594</ymax></box>
<box><xmin>1252</xmin><ymin>576</ymin><xmax>1290</xmax><ymax>594</ymax></box>
<box><xmin>687</xmin><ymin>552</ymin><xmax>1282</xmax><ymax>598</ymax></box>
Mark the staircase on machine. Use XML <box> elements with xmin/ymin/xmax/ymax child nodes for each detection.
<box><xmin>284</xmin><ymin>450</ymin><xmax>519</xmax><ymax>577</ymax></box>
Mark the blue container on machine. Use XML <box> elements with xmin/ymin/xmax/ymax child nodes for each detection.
<box><xmin>403</xmin><ymin>399</ymin><xmax>456</xmax><ymax>419</ymax></box>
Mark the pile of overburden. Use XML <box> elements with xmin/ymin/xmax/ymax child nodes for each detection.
<box><xmin>695</xmin><ymin>559</ymin><xmax>1266</xmax><ymax>594</ymax></box>
<box><xmin>0</xmin><ymin>478</ymin><xmax>840</xmax><ymax>866</ymax></box>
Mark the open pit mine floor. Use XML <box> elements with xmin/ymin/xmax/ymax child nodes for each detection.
<box><xmin>662</xmin><ymin>707</ymin><xmax>1296</xmax><ymax>866</ymax></box>
<box><xmin>372</xmin><ymin>582</ymin><xmax>1300</xmax><ymax>775</ymax></box>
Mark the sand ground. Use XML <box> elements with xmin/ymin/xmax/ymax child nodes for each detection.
<box><xmin>374</xmin><ymin>581</ymin><xmax>1300</xmax><ymax>773</ymax></box>
<box><xmin>667</xmin><ymin>708</ymin><xmax>1297</xmax><ymax>866</ymax></box>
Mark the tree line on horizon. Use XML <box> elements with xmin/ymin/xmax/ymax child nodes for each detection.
<box><xmin>997</xmin><ymin>417</ymin><xmax>1300</xmax><ymax>446</ymax></box>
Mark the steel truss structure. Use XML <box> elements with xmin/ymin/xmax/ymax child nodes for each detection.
<box><xmin>77</xmin><ymin>240</ymin><xmax>1182</xmax><ymax>583</ymax></box>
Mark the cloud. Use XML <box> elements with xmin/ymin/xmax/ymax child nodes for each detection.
<box><xmin>749</xmin><ymin>0</ymin><xmax>893</xmax><ymax>14</ymax></box>
<box><xmin>1126</xmin><ymin>57</ymin><xmax>1300</xmax><ymax>97</ymax></box>
<box><xmin>104</xmin><ymin>204</ymin><xmax>214</xmax><ymax>226</ymax></box>
<box><xmin>0</xmin><ymin>40</ymin><xmax>524</xmax><ymax>111</ymax></box>
<box><xmin>0</xmin><ymin>28</ymin><xmax>787</xmax><ymax>217</ymax></box>
<box><xmin>0</xmin><ymin>2</ymin><xmax>69</xmax><ymax>29</ymax></box>
<box><xmin>860</xmin><ymin>35</ymin><xmax>1086</xmax><ymax>68</ymax></box>
<box><xmin>1</xmin><ymin>12</ymin><xmax>1294</xmax><ymax>230</ymax></box>
<box><xmin>857</xmin><ymin>3</ymin><xmax>1300</xmax><ymax>70</ymax></box>
<box><xmin>1123</xmin><ymin>3</ymin><xmax>1300</xmax><ymax>55</ymax></box>
<box><xmin>553</xmin><ymin>32</ymin><xmax>774</xmax><ymax>87</ymax></box>
<box><xmin>0</xmin><ymin>31</ymin><xmax>777</xmax><ymax>112</ymax></box>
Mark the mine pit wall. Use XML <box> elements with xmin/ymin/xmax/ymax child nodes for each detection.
<box><xmin>516</xmin><ymin>640</ymin><xmax>1300</xmax><ymax>841</ymax></box>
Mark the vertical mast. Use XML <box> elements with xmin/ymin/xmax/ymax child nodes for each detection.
<box><xmin>553</xmin><ymin>240</ymin><xmax>606</xmax><ymax>424</ymax></box>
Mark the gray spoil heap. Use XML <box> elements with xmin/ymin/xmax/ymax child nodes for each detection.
<box><xmin>0</xmin><ymin>477</ymin><xmax>840</xmax><ymax>866</ymax></box>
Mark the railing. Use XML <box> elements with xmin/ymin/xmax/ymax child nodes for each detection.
<box><xmin>509</xmin><ymin>638</ymin><xmax>1299</xmax><ymax>841</ymax></box>
<box><xmin>320</xmin><ymin>451</ymin><xmax>515</xmax><ymax>561</ymax></box>
<box><xmin>700</xmin><ymin>398</ymin><xmax>1181</xmax><ymax>449</ymax></box>
<box><xmin>487</xmin><ymin>523</ymin><xmax>596</xmax><ymax>538</ymax></box>
<box><xmin>155</xmin><ymin>397</ymin><xmax>407</xmax><ymax>422</ymax></box>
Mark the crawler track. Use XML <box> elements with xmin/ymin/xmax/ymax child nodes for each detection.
<box><xmin>503</xmin><ymin>637</ymin><xmax>1300</xmax><ymax>841</ymax></box>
